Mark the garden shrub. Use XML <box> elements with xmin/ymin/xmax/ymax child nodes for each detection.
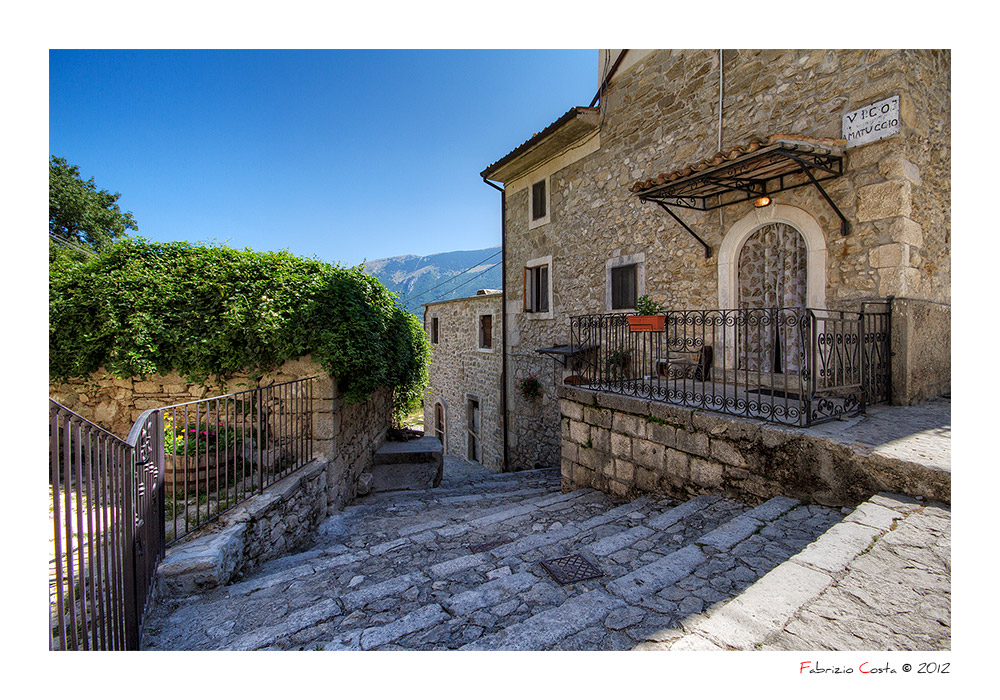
<box><xmin>49</xmin><ymin>238</ymin><xmax>430</xmax><ymax>422</ymax></box>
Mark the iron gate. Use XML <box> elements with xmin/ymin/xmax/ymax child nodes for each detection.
<box><xmin>49</xmin><ymin>402</ymin><xmax>164</xmax><ymax>650</ymax></box>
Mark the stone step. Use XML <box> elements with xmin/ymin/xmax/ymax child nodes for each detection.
<box><xmin>369</xmin><ymin>436</ymin><xmax>443</xmax><ymax>492</ymax></box>
<box><xmin>217</xmin><ymin>488</ymin><xmax>605</xmax><ymax>602</ymax></box>
<box><xmin>323</xmin><ymin>571</ymin><xmax>543</xmax><ymax>650</ymax></box>
<box><xmin>372</xmin><ymin>436</ymin><xmax>443</xmax><ymax>465</ymax></box>
<box><xmin>459</xmin><ymin>589</ymin><xmax>625</xmax><ymax>650</ymax></box>
<box><xmin>146</xmin><ymin>458</ymin><xmax>886</xmax><ymax>651</ymax></box>
<box><xmin>306</xmin><ymin>494</ymin><xmax>758</xmax><ymax>651</ymax></box>
<box><xmin>639</xmin><ymin>493</ymin><xmax>930</xmax><ymax>651</ymax></box>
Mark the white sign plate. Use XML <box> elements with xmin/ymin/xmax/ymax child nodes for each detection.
<box><xmin>842</xmin><ymin>95</ymin><xmax>900</xmax><ymax>147</ymax></box>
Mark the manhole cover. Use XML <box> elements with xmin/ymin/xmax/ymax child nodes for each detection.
<box><xmin>540</xmin><ymin>554</ymin><xmax>603</xmax><ymax>585</ymax></box>
<box><xmin>470</xmin><ymin>540</ymin><xmax>504</xmax><ymax>553</ymax></box>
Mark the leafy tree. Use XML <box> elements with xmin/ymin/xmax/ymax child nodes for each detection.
<box><xmin>49</xmin><ymin>156</ymin><xmax>138</xmax><ymax>252</ymax></box>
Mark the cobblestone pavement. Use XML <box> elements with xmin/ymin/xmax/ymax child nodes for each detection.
<box><xmin>142</xmin><ymin>457</ymin><xmax>950</xmax><ymax>651</ymax></box>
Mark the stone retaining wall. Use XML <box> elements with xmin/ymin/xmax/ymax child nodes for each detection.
<box><xmin>558</xmin><ymin>386</ymin><xmax>949</xmax><ymax>507</ymax></box>
<box><xmin>158</xmin><ymin>459</ymin><xmax>330</xmax><ymax>596</ymax></box>
<box><xmin>327</xmin><ymin>385</ymin><xmax>393</xmax><ymax>509</ymax></box>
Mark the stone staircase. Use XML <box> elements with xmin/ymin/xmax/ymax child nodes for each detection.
<box><xmin>141</xmin><ymin>461</ymin><xmax>950</xmax><ymax>651</ymax></box>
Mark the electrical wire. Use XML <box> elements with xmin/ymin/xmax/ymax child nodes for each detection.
<box><xmin>49</xmin><ymin>232</ymin><xmax>97</xmax><ymax>258</ymax></box>
<box><xmin>399</xmin><ymin>249</ymin><xmax>502</xmax><ymax>305</ymax></box>
<box><xmin>421</xmin><ymin>260</ymin><xmax>503</xmax><ymax>305</ymax></box>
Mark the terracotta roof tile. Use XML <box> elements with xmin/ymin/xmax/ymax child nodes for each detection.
<box><xmin>629</xmin><ymin>134</ymin><xmax>846</xmax><ymax>194</ymax></box>
<box><xmin>481</xmin><ymin>106</ymin><xmax>599</xmax><ymax>179</ymax></box>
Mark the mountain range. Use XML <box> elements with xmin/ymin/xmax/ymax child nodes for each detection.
<box><xmin>364</xmin><ymin>245</ymin><xmax>502</xmax><ymax>315</ymax></box>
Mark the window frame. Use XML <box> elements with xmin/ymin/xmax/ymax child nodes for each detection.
<box><xmin>527</xmin><ymin>176</ymin><xmax>551</xmax><ymax>229</ymax></box>
<box><xmin>478</xmin><ymin>313</ymin><xmax>493</xmax><ymax>351</ymax></box>
<box><xmin>611</xmin><ymin>263</ymin><xmax>638</xmax><ymax>311</ymax></box>
<box><xmin>523</xmin><ymin>255</ymin><xmax>553</xmax><ymax>319</ymax></box>
<box><xmin>430</xmin><ymin>316</ymin><xmax>439</xmax><ymax>344</ymax></box>
<box><xmin>605</xmin><ymin>253</ymin><xmax>647</xmax><ymax>312</ymax></box>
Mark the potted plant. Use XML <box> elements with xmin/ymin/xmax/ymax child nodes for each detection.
<box><xmin>605</xmin><ymin>348</ymin><xmax>632</xmax><ymax>380</ymax></box>
<box><xmin>517</xmin><ymin>374</ymin><xmax>543</xmax><ymax>402</ymax></box>
<box><xmin>628</xmin><ymin>294</ymin><xmax>666</xmax><ymax>332</ymax></box>
<box><xmin>163</xmin><ymin>415</ymin><xmax>243</xmax><ymax>495</ymax></box>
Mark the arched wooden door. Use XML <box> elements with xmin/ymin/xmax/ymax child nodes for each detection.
<box><xmin>737</xmin><ymin>222</ymin><xmax>808</xmax><ymax>373</ymax></box>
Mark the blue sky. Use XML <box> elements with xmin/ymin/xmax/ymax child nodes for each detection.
<box><xmin>49</xmin><ymin>49</ymin><xmax>596</xmax><ymax>267</ymax></box>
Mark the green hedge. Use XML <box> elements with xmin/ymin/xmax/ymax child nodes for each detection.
<box><xmin>49</xmin><ymin>238</ymin><xmax>430</xmax><ymax>421</ymax></box>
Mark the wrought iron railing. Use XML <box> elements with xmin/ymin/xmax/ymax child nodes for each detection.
<box><xmin>161</xmin><ymin>377</ymin><xmax>314</xmax><ymax>544</ymax></box>
<box><xmin>49</xmin><ymin>401</ymin><xmax>163</xmax><ymax>651</ymax></box>
<box><xmin>567</xmin><ymin>304</ymin><xmax>890</xmax><ymax>427</ymax></box>
<box><xmin>49</xmin><ymin>377</ymin><xmax>316</xmax><ymax>649</ymax></box>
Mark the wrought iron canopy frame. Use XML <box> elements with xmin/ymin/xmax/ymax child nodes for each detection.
<box><xmin>536</xmin><ymin>343</ymin><xmax>598</xmax><ymax>368</ymax></box>
<box><xmin>635</xmin><ymin>144</ymin><xmax>850</xmax><ymax>258</ymax></box>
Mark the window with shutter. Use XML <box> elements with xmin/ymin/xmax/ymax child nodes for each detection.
<box><xmin>611</xmin><ymin>264</ymin><xmax>637</xmax><ymax>310</ymax></box>
<box><xmin>524</xmin><ymin>264</ymin><xmax>550</xmax><ymax>313</ymax></box>
<box><xmin>531</xmin><ymin>180</ymin><xmax>546</xmax><ymax>220</ymax></box>
<box><xmin>479</xmin><ymin>314</ymin><xmax>493</xmax><ymax>349</ymax></box>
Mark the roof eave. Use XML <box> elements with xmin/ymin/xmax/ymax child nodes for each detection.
<box><xmin>481</xmin><ymin>107</ymin><xmax>600</xmax><ymax>183</ymax></box>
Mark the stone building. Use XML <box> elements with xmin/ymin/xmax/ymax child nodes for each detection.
<box><xmin>422</xmin><ymin>290</ymin><xmax>504</xmax><ymax>471</ymax></box>
<box><xmin>480</xmin><ymin>49</ymin><xmax>950</xmax><ymax>473</ymax></box>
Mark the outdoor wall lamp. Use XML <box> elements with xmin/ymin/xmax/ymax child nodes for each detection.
<box><xmin>753</xmin><ymin>195</ymin><xmax>772</xmax><ymax>208</ymax></box>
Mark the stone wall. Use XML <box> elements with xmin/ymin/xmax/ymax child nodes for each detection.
<box><xmin>558</xmin><ymin>386</ymin><xmax>950</xmax><ymax>508</ymax></box>
<box><xmin>423</xmin><ymin>293</ymin><xmax>503</xmax><ymax>471</ymax></box>
<box><xmin>49</xmin><ymin>355</ymin><xmax>393</xmax><ymax>513</ymax></box>
<box><xmin>891</xmin><ymin>297</ymin><xmax>951</xmax><ymax>404</ymax></box>
<box><xmin>327</xmin><ymin>385</ymin><xmax>393</xmax><ymax>509</ymax></box>
<box><xmin>497</xmin><ymin>49</ymin><xmax>951</xmax><ymax>466</ymax></box>
<box><xmin>158</xmin><ymin>458</ymin><xmax>330</xmax><ymax>595</ymax></box>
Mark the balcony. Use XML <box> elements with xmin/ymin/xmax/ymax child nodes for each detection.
<box><xmin>566</xmin><ymin>304</ymin><xmax>890</xmax><ymax>428</ymax></box>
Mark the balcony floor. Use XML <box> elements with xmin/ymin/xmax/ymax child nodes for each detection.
<box><xmin>578</xmin><ymin>375</ymin><xmax>865</xmax><ymax>428</ymax></box>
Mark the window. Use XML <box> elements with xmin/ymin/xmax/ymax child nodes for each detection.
<box><xmin>479</xmin><ymin>314</ymin><xmax>493</xmax><ymax>349</ymax></box>
<box><xmin>605</xmin><ymin>253</ymin><xmax>646</xmax><ymax>311</ymax></box>
<box><xmin>524</xmin><ymin>264</ymin><xmax>549</xmax><ymax>313</ymax></box>
<box><xmin>430</xmin><ymin>316</ymin><xmax>439</xmax><ymax>344</ymax></box>
<box><xmin>528</xmin><ymin>177</ymin><xmax>550</xmax><ymax>229</ymax></box>
<box><xmin>611</xmin><ymin>264</ymin><xmax>637</xmax><ymax>310</ymax></box>
<box><xmin>531</xmin><ymin>180</ymin><xmax>546</xmax><ymax>220</ymax></box>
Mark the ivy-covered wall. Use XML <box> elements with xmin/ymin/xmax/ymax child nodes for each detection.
<box><xmin>50</xmin><ymin>238</ymin><xmax>429</xmax><ymax>421</ymax></box>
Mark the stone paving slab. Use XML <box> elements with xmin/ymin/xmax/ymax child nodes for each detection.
<box><xmin>607</xmin><ymin>544</ymin><xmax>706</xmax><ymax>605</ymax></box>
<box><xmin>647</xmin><ymin>493</ymin><xmax>950</xmax><ymax>652</ymax></box>
<box><xmin>460</xmin><ymin>590</ymin><xmax>625</xmax><ymax>650</ymax></box>
<box><xmin>325</xmin><ymin>604</ymin><xmax>450</xmax><ymax>650</ymax></box>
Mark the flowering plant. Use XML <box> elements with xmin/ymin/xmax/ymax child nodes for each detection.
<box><xmin>517</xmin><ymin>375</ymin><xmax>543</xmax><ymax>402</ymax></box>
<box><xmin>164</xmin><ymin>413</ymin><xmax>243</xmax><ymax>455</ymax></box>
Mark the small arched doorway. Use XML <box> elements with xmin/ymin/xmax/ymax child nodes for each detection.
<box><xmin>737</xmin><ymin>222</ymin><xmax>808</xmax><ymax>373</ymax></box>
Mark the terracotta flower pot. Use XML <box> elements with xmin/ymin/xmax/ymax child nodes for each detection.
<box><xmin>628</xmin><ymin>315</ymin><xmax>666</xmax><ymax>332</ymax></box>
<box><xmin>163</xmin><ymin>449</ymin><xmax>237</xmax><ymax>495</ymax></box>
